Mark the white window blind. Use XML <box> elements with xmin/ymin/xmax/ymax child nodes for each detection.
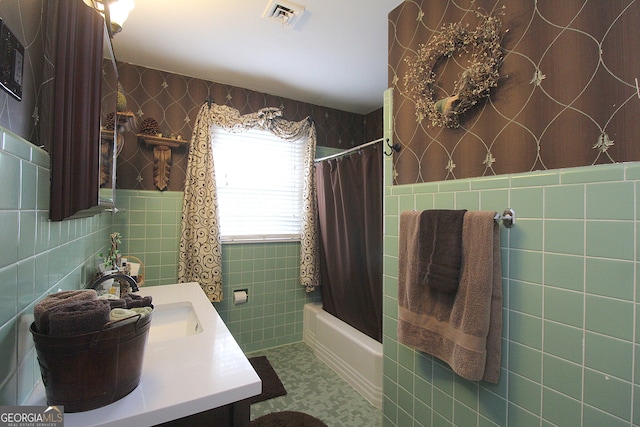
<box><xmin>211</xmin><ymin>125</ymin><xmax>306</xmax><ymax>242</ymax></box>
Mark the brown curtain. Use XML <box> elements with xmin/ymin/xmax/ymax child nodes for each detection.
<box><xmin>44</xmin><ymin>1</ymin><xmax>104</xmax><ymax>221</ymax></box>
<box><xmin>315</xmin><ymin>144</ymin><xmax>382</xmax><ymax>342</ymax></box>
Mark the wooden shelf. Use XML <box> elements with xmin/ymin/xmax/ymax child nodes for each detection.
<box><xmin>137</xmin><ymin>134</ymin><xmax>188</xmax><ymax>190</ymax></box>
<box><xmin>101</xmin><ymin>129</ymin><xmax>116</xmax><ymax>140</ymax></box>
<box><xmin>117</xmin><ymin>111</ymin><xmax>137</xmax><ymax>131</ymax></box>
<box><xmin>137</xmin><ymin>134</ymin><xmax>188</xmax><ymax>148</ymax></box>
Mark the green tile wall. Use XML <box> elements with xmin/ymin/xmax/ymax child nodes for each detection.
<box><xmin>382</xmin><ymin>161</ymin><xmax>640</xmax><ymax>426</ymax></box>
<box><xmin>0</xmin><ymin>128</ymin><xmax>115</xmax><ymax>406</ymax></box>
<box><xmin>115</xmin><ymin>185</ymin><xmax>322</xmax><ymax>354</ymax></box>
<box><xmin>115</xmin><ymin>146</ymin><xmax>343</xmax><ymax>287</ymax></box>
<box><xmin>115</xmin><ymin>190</ymin><xmax>183</xmax><ymax>286</ymax></box>
<box><xmin>1</xmin><ymin>143</ymin><xmax>338</xmax><ymax>405</ymax></box>
<box><xmin>214</xmin><ymin>242</ymin><xmax>321</xmax><ymax>353</ymax></box>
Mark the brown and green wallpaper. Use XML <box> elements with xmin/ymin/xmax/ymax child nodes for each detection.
<box><xmin>114</xmin><ymin>62</ymin><xmax>382</xmax><ymax>191</ymax></box>
<box><xmin>389</xmin><ymin>0</ymin><xmax>640</xmax><ymax>184</ymax></box>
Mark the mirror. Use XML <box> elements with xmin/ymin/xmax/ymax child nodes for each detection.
<box><xmin>99</xmin><ymin>23</ymin><xmax>118</xmax><ymax>210</ymax></box>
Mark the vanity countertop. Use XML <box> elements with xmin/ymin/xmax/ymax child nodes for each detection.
<box><xmin>27</xmin><ymin>282</ymin><xmax>261</xmax><ymax>427</ymax></box>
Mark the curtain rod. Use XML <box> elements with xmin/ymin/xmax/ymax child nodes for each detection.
<box><xmin>314</xmin><ymin>137</ymin><xmax>385</xmax><ymax>162</ymax></box>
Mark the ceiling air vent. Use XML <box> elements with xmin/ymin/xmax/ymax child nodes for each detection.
<box><xmin>263</xmin><ymin>0</ymin><xmax>305</xmax><ymax>27</ymax></box>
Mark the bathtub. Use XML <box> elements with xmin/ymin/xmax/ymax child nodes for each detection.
<box><xmin>303</xmin><ymin>303</ymin><xmax>383</xmax><ymax>409</ymax></box>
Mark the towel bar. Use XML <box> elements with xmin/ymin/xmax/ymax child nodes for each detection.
<box><xmin>494</xmin><ymin>208</ymin><xmax>515</xmax><ymax>228</ymax></box>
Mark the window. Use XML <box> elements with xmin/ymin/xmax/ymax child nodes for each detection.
<box><xmin>211</xmin><ymin>125</ymin><xmax>306</xmax><ymax>242</ymax></box>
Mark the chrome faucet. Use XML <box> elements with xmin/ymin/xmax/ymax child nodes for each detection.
<box><xmin>88</xmin><ymin>272</ymin><xmax>139</xmax><ymax>294</ymax></box>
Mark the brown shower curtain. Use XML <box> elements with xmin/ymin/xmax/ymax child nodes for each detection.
<box><xmin>315</xmin><ymin>144</ymin><xmax>382</xmax><ymax>342</ymax></box>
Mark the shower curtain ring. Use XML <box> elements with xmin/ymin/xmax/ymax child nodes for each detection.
<box><xmin>384</xmin><ymin>138</ymin><xmax>401</xmax><ymax>156</ymax></box>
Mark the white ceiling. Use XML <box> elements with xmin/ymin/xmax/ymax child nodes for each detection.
<box><xmin>111</xmin><ymin>0</ymin><xmax>404</xmax><ymax>115</ymax></box>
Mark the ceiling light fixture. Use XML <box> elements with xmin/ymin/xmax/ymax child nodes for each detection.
<box><xmin>108</xmin><ymin>0</ymin><xmax>135</xmax><ymax>34</ymax></box>
<box><xmin>83</xmin><ymin>0</ymin><xmax>135</xmax><ymax>37</ymax></box>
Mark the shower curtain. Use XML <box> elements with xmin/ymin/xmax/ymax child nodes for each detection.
<box><xmin>315</xmin><ymin>144</ymin><xmax>382</xmax><ymax>342</ymax></box>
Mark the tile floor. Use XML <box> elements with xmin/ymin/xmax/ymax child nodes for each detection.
<box><xmin>247</xmin><ymin>342</ymin><xmax>383</xmax><ymax>427</ymax></box>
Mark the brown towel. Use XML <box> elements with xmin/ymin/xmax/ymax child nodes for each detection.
<box><xmin>399</xmin><ymin>210</ymin><xmax>466</xmax><ymax>294</ymax></box>
<box><xmin>423</xmin><ymin>209</ymin><xmax>466</xmax><ymax>292</ymax></box>
<box><xmin>41</xmin><ymin>299</ymin><xmax>111</xmax><ymax>336</ymax></box>
<box><xmin>398</xmin><ymin>211</ymin><xmax>502</xmax><ymax>383</ymax></box>
<box><xmin>34</xmin><ymin>290</ymin><xmax>97</xmax><ymax>333</ymax></box>
<box><xmin>122</xmin><ymin>293</ymin><xmax>153</xmax><ymax>308</ymax></box>
<box><xmin>107</xmin><ymin>298</ymin><xmax>127</xmax><ymax>309</ymax></box>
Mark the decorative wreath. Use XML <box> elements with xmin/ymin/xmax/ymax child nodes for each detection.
<box><xmin>404</xmin><ymin>10</ymin><xmax>505</xmax><ymax>129</ymax></box>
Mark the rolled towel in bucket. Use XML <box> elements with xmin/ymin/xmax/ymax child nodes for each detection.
<box><xmin>45</xmin><ymin>299</ymin><xmax>111</xmax><ymax>337</ymax></box>
<box><xmin>123</xmin><ymin>293</ymin><xmax>153</xmax><ymax>308</ymax></box>
<box><xmin>34</xmin><ymin>290</ymin><xmax>98</xmax><ymax>332</ymax></box>
<box><xmin>130</xmin><ymin>306</ymin><xmax>153</xmax><ymax>317</ymax></box>
<box><xmin>107</xmin><ymin>308</ymin><xmax>143</xmax><ymax>328</ymax></box>
<box><xmin>98</xmin><ymin>293</ymin><xmax>126</xmax><ymax>308</ymax></box>
<box><xmin>110</xmin><ymin>308</ymin><xmax>138</xmax><ymax>321</ymax></box>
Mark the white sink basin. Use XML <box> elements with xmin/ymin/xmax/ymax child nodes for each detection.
<box><xmin>148</xmin><ymin>301</ymin><xmax>203</xmax><ymax>343</ymax></box>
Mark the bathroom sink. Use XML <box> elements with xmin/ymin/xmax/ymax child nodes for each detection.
<box><xmin>28</xmin><ymin>283</ymin><xmax>261</xmax><ymax>427</ymax></box>
<box><xmin>148</xmin><ymin>301</ymin><xmax>203</xmax><ymax>343</ymax></box>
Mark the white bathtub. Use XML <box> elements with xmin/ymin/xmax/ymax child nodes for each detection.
<box><xmin>303</xmin><ymin>303</ymin><xmax>383</xmax><ymax>409</ymax></box>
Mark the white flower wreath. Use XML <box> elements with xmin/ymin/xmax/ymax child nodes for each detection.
<box><xmin>404</xmin><ymin>10</ymin><xmax>505</xmax><ymax>129</ymax></box>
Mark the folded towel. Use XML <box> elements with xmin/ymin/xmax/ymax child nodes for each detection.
<box><xmin>98</xmin><ymin>293</ymin><xmax>126</xmax><ymax>308</ymax></box>
<box><xmin>123</xmin><ymin>293</ymin><xmax>153</xmax><ymax>308</ymax></box>
<box><xmin>109</xmin><ymin>308</ymin><xmax>138</xmax><ymax>321</ymax></box>
<box><xmin>399</xmin><ymin>210</ymin><xmax>466</xmax><ymax>294</ymax></box>
<box><xmin>34</xmin><ymin>290</ymin><xmax>98</xmax><ymax>333</ymax></box>
<box><xmin>109</xmin><ymin>299</ymin><xmax>127</xmax><ymax>309</ymax></box>
<box><xmin>398</xmin><ymin>211</ymin><xmax>502</xmax><ymax>383</ymax></box>
<box><xmin>130</xmin><ymin>306</ymin><xmax>153</xmax><ymax>317</ymax></box>
<box><xmin>44</xmin><ymin>299</ymin><xmax>111</xmax><ymax>337</ymax></box>
<box><xmin>99</xmin><ymin>293</ymin><xmax>153</xmax><ymax>309</ymax></box>
<box><xmin>107</xmin><ymin>306</ymin><xmax>153</xmax><ymax>329</ymax></box>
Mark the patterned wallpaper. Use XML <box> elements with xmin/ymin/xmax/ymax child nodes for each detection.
<box><xmin>0</xmin><ymin>1</ymin><xmax>383</xmax><ymax>193</ymax></box>
<box><xmin>365</xmin><ymin>107</ymin><xmax>384</xmax><ymax>143</ymax></box>
<box><xmin>388</xmin><ymin>0</ymin><xmax>640</xmax><ymax>184</ymax></box>
<box><xmin>113</xmin><ymin>62</ymin><xmax>382</xmax><ymax>191</ymax></box>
